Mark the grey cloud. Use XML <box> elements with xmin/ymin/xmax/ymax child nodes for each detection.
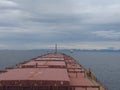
<box><xmin>0</xmin><ymin>22</ymin><xmax>18</xmax><ymax>27</ymax></box>
<box><xmin>92</xmin><ymin>30</ymin><xmax>120</xmax><ymax>40</ymax></box>
<box><xmin>0</xmin><ymin>0</ymin><xmax>120</xmax><ymax>49</ymax></box>
<box><xmin>0</xmin><ymin>0</ymin><xmax>18</xmax><ymax>7</ymax></box>
<box><xmin>27</xmin><ymin>14</ymin><xmax>82</xmax><ymax>25</ymax></box>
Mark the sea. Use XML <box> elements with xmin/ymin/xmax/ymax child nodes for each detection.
<box><xmin>0</xmin><ymin>50</ymin><xmax>120</xmax><ymax>90</ymax></box>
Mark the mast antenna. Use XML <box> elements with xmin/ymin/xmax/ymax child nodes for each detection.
<box><xmin>55</xmin><ymin>44</ymin><xmax>57</xmax><ymax>53</ymax></box>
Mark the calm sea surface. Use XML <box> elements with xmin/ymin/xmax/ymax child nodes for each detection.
<box><xmin>0</xmin><ymin>50</ymin><xmax>120</xmax><ymax>90</ymax></box>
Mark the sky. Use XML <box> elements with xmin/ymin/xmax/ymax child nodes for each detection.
<box><xmin>0</xmin><ymin>0</ymin><xmax>120</xmax><ymax>50</ymax></box>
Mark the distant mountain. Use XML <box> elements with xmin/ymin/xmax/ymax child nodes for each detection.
<box><xmin>0</xmin><ymin>49</ymin><xmax>120</xmax><ymax>52</ymax></box>
<box><xmin>76</xmin><ymin>49</ymin><xmax>120</xmax><ymax>52</ymax></box>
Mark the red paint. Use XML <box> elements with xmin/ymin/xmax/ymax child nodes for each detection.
<box><xmin>0</xmin><ymin>53</ymin><xmax>106</xmax><ymax>90</ymax></box>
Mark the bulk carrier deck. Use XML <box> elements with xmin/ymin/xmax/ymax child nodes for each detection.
<box><xmin>0</xmin><ymin>52</ymin><xmax>106</xmax><ymax>90</ymax></box>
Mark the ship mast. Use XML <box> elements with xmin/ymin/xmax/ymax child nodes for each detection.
<box><xmin>55</xmin><ymin>44</ymin><xmax>57</xmax><ymax>53</ymax></box>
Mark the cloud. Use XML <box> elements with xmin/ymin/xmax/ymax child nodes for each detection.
<box><xmin>0</xmin><ymin>0</ymin><xmax>120</xmax><ymax>49</ymax></box>
<box><xmin>92</xmin><ymin>30</ymin><xmax>120</xmax><ymax>39</ymax></box>
<box><xmin>69</xmin><ymin>0</ymin><xmax>120</xmax><ymax>24</ymax></box>
<box><xmin>0</xmin><ymin>41</ymin><xmax>120</xmax><ymax>50</ymax></box>
<box><xmin>0</xmin><ymin>0</ymin><xmax>18</xmax><ymax>8</ymax></box>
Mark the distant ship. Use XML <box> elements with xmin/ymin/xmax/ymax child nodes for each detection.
<box><xmin>0</xmin><ymin>52</ymin><xmax>106</xmax><ymax>90</ymax></box>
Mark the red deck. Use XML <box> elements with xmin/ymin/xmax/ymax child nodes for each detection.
<box><xmin>0</xmin><ymin>53</ymin><xmax>106</xmax><ymax>90</ymax></box>
<box><xmin>0</xmin><ymin>68</ymin><xmax>69</xmax><ymax>81</ymax></box>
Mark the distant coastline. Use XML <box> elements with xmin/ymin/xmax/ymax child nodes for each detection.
<box><xmin>70</xmin><ymin>49</ymin><xmax>120</xmax><ymax>52</ymax></box>
<box><xmin>0</xmin><ymin>49</ymin><xmax>120</xmax><ymax>52</ymax></box>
